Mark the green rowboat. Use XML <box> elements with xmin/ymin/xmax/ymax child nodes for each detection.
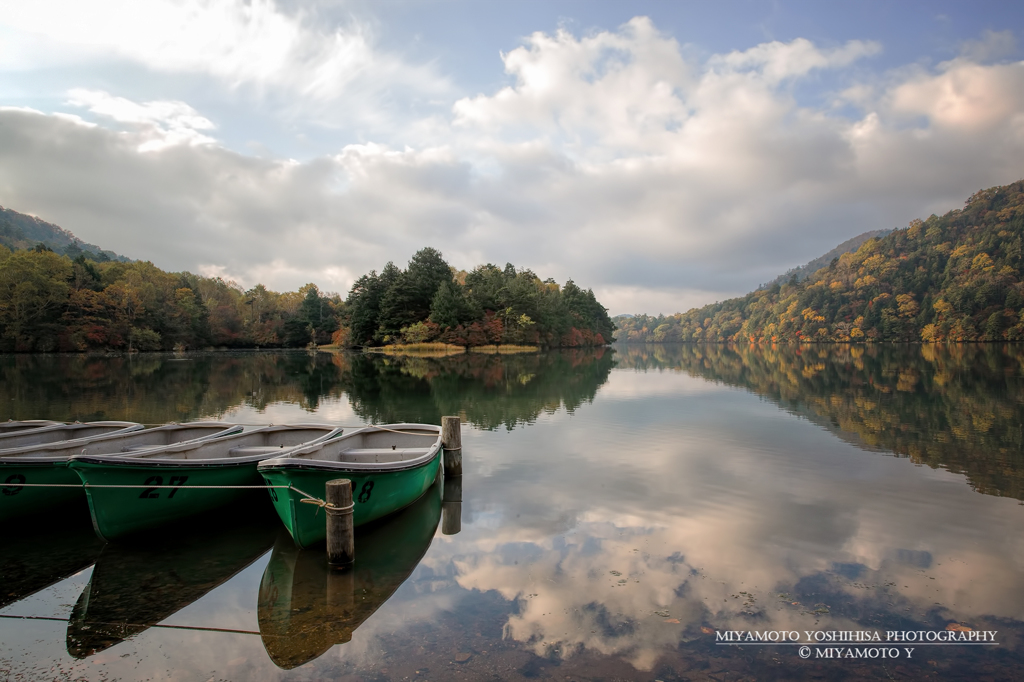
<box><xmin>257</xmin><ymin>423</ymin><xmax>442</xmax><ymax>548</ymax></box>
<box><xmin>69</xmin><ymin>425</ymin><xmax>343</xmax><ymax>542</ymax></box>
<box><xmin>0</xmin><ymin>421</ymin><xmax>143</xmax><ymax>520</ymax></box>
<box><xmin>258</xmin><ymin>479</ymin><xmax>442</xmax><ymax>668</ymax></box>
<box><xmin>0</xmin><ymin>422</ymin><xmax>243</xmax><ymax>521</ymax></box>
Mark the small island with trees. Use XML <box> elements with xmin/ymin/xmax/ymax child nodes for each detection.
<box><xmin>341</xmin><ymin>248</ymin><xmax>613</xmax><ymax>350</ymax></box>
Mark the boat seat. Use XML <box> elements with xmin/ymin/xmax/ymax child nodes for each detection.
<box><xmin>229</xmin><ymin>446</ymin><xmax>289</xmax><ymax>456</ymax></box>
<box><xmin>339</xmin><ymin>447</ymin><xmax>431</xmax><ymax>462</ymax></box>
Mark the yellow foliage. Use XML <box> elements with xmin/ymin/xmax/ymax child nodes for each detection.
<box><xmin>971</xmin><ymin>253</ymin><xmax>994</xmax><ymax>271</ymax></box>
<box><xmin>854</xmin><ymin>275</ymin><xmax>877</xmax><ymax>288</ymax></box>
<box><xmin>862</xmin><ymin>254</ymin><xmax>885</xmax><ymax>271</ymax></box>
<box><xmin>853</xmin><ymin>238</ymin><xmax>880</xmax><ymax>258</ymax></box>
<box><xmin>933</xmin><ymin>298</ymin><xmax>953</xmax><ymax>317</ymax></box>
<box><xmin>801</xmin><ymin>307</ymin><xmax>825</xmax><ymax>322</ymax></box>
<box><xmin>896</xmin><ymin>293</ymin><xmax>919</xmax><ymax>318</ymax></box>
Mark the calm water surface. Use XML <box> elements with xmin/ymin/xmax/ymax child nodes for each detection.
<box><xmin>1</xmin><ymin>344</ymin><xmax>1023</xmax><ymax>681</ymax></box>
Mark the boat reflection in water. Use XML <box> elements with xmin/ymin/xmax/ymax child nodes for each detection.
<box><xmin>65</xmin><ymin>508</ymin><xmax>277</xmax><ymax>658</ymax></box>
<box><xmin>258</xmin><ymin>478</ymin><xmax>444</xmax><ymax>669</ymax></box>
<box><xmin>1</xmin><ymin>513</ymin><xmax>103</xmax><ymax>610</ymax></box>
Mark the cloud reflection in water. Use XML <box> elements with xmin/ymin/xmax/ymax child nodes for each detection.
<box><xmin>418</xmin><ymin>367</ymin><xmax>1024</xmax><ymax>671</ymax></box>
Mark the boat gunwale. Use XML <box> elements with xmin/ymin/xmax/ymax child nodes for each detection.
<box><xmin>258</xmin><ymin>447</ymin><xmax>442</xmax><ymax>475</ymax></box>
<box><xmin>257</xmin><ymin>423</ymin><xmax>442</xmax><ymax>474</ymax></box>
<box><xmin>0</xmin><ymin>420</ymin><xmax>140</xmax><ymax>443</ymax></box>
<box><xmin>0</xmin><ymin>420</ymin><xmax>65</xmax><ymax>434</ymax></box>
<box><xmin>0</xmin><ymin>422</ymin><xmax>144</xmax><ymax>457</ymax></box>
<box><xmin>0</xmin><ymin>422</ymin><xmax>244</xmax><ymax>463</ymax></box>
<box><xmin>0</xmin><ymin>459</ymin><xmax>65</xmax><ymax>468</ymax></box>
<box><xmin>68</xmin><ymin>425</ymin><xmax>345</xmax><ymax>468</ymax></box>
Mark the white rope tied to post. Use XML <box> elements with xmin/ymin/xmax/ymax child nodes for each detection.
<box><xmin>302</xmin><ymin>498</ymin><xmax>354</xmax><ymax>514</ymax></box>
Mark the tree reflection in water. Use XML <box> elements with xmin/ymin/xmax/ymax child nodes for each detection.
<box><xmin>615</xmin><ymin>343</ymin><xmax>1024</xmax><ymax>501</ymax></box>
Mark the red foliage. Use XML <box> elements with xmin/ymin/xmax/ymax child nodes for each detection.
<box><xmin>464</xmin><ymin>321</ymin><xmax>489</xmax><ymax>346</ymax></box>
<box><xmin>483</xmin><ymin>311</ymin><xmax>503</xmax><ymax>344</ymax></box>
<box><xmin>439</xmin><ymin>324</ymin><xmax>467</xmax><ymax>346</ymax></box>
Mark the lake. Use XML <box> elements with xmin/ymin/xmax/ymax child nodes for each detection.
<box><xmin>1</xmin><ymin>344</ymin><xmax>1023</xmax><ymax>681</ymax></box>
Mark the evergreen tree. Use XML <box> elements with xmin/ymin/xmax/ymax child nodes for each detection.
<box><xmin>377</xmin><ymin>248</ymin><xmax>452</xmax><ymax>341</ymax></box>
<box><xmin>345</xmin><ymin>266</ymin><xmax>394</xmax><ymax>346</ymax></box>
<box><xmin>430</xmin><ymin>279</ymin><xmax>474</xmax><ymax>329</ymax></box>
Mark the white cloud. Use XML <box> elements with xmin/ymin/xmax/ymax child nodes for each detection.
<box><xmin>1</xmin><ymin>20</ymin><xmax>1023</xmax><ymax>314</ymax></box>
<box><xmin>0</xmin><ymin>0</ymin><xmax>449</xmax><ymax>119</ymax></box>
<box><xmin>712</xmin><ymin>37</ymin><xmax>882</xmax><ymax>84</ymax></box>
<box><xmin>453</xmin><ymin>17</ymin><xmax>692</xmax><ymax>156</ymax></box>
<box><xmin>959</xmin><ymin>29</ymin><xmax>1017</xmax><ymax>63</ymax></box>
<box><xmin>67</xmin><ymin>89</ymin><xmax>216</xmax><ymax>151</ymax></box>
<box><xmin>887</xmin><ymin>59</ymin><xmax>1024</xmax><ymax>131</ymax></box>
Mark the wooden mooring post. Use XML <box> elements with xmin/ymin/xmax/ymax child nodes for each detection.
<box><xmin>326</xmin><ymin>479</ymin><xmax>355</xmax><ymax>568</ymax></box>
<box><xmin>326</xmin><ymin>563</ymin><xmax>356</xmax><ymax>625</ymax></box>
<box><xmin>441</xmin><ymin>415</ymin><xmax>462</xmax><ymax>477</ymax></box>
<box><xmin>442</xmin><ymin>475</ymin><xmax>462</xmax><ymax>535</ymax></box>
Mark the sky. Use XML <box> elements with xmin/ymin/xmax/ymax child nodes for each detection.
<box><xmin>1</xmin><ymin>0</ymin><xmax>1023</xmax><ymax>315</ymax></box>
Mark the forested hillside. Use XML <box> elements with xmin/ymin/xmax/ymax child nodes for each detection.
<box><xmin>0</xmin><ymin>206</ymin><xmax>130</xmax><ymax>263</ymax></box>
<box><xmin>341</xmin><ymin>248</ymin><xmax>614</xmax><ymax>348</ymax></box>
<box><xmin>0</xmin><ymin>244</ymin><xmax>340</xmax><ymax>352</ymax></box>
<box><xmin>617</xmin><ymin>180</ymin><xmax>1024</xmax><ymax>343</ymax></box>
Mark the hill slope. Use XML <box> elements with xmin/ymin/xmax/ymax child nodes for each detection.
<box><xmin>617</xmin><ymin>180</ymin><xmax>1024</xmax><ymax>343</ymax></box>
<box><xmin>0</xmin><ymin>206</ymin><xmax>130</xmax><ymax>262</ymax></box>
<box><xmin>760</xmin><ymin>229</ymin><xmax>892</xmax><ymax>290</ymax></box>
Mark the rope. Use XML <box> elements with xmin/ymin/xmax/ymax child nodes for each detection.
<box><xmin>1</xmin><ymin>482</ymin><xmax>330</xmax><ymax>507</ymax></box>
<box><xmin>302</xmin><ymin>498</ymin><xmax>355</xmax><ymax>515</ymax></box>
<box><xmin>4</xmin><ymin>483</ymin><xmax>297</xmax><ymax>489</ymax></box>
<box><xmin>0</xmin><ymin>614</ymin><xmax>260</xmax><ymax>636</ymax></box>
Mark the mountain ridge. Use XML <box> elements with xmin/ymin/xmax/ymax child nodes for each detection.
<box><xmin>759</xmin><ymin>228</ymin><xmax>892</xmax><ymax>290</ymax></box>
<box><xmin>616</xmin><ymin>179</ymin><xmax>1024</xmax><ymax>343</ymax></box>
<box><xmin>0</xmin><ymin>206</ymin><xmax>131</xmax><ymax>263</ymax></box>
